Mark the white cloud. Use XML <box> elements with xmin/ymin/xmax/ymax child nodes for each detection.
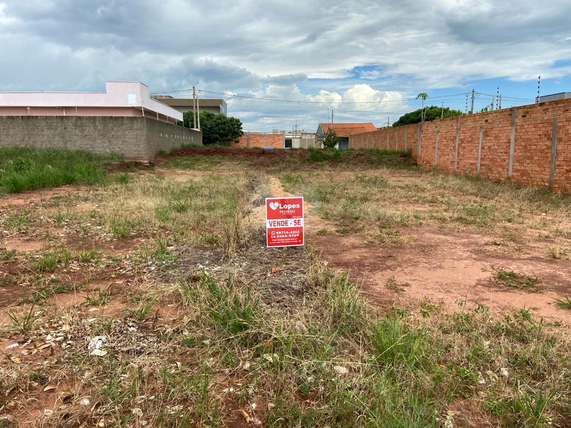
<box><xmin>0</xmin><ymin>0</ymin><xmax>570</xmax><ymax>130</ymax></box>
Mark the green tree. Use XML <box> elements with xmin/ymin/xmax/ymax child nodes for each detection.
<box><xmin>392</xmin><ymin>106</ymin><xmax>463</xmax><ymax>127</ymax></box>
<box><xmin>183</xmin><ymin>110</ymin><xmax>243</xmax><ymax>145</ymax></box>
<box><xmin>317</xmin><ymin>129</ymin><xmax>340</xmax><ymax>149</ymax></box>
<box><xmin>416</xmin><ymin>93</ymin><xmax>428</xmax><ymax>121</ymax></box>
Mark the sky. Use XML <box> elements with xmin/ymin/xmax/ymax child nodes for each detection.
<box><xmin>1</xmin><ymin>0</ymin><xmax>571</xmax><ymax>132</ymax></box>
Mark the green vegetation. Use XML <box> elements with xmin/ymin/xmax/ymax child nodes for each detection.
<box><xmin>8</xmin><ymin>304</ymin><xmax>45</xmax><ymax>334</ymax></box>
<box><xmin>35</xmin><ymin>249</ymin><xmax>72</xmax><ymax>272</ymax></box>
<box><xmin>393</xmin><ymin>105</ymin><xmax>464</xmax><ymax>126</ymax></box>
<box><xmin>554</xmin><ymin>296</ymin><xmax>571</xmax><ymax>309</ymax></box>
<box><xmin>0</xmin><ymin>147</ymin><xmax>119</xmax><ymax>194</ymax></box>
<box><xmin>183</xmin><ymin>110</ymin><xmax>243</xmax><ymax>145</ymax></box>
<box><xmin>316</xmin><ymin>128</ymin><xmax>341</xmax><ymax>148</ymax></box>
<box><xmin>494</xmin><ymin>269</ymin><xmax>542</xmax><ymax>293</ymax></box>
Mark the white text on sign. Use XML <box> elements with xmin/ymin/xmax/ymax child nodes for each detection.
<box><xmin>266</xmin><ymin>219</ymin><xmax>304</xmax><ymax>228</ymax></box>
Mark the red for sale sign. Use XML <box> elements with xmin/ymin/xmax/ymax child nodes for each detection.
<box><xmin>266</xmin><ymin>196</ymin><xmax>304</xmax><ymax>247</ymax></box>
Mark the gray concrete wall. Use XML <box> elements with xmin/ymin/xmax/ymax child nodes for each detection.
<box><xmin>0</xmin><ymin>116</ymin><xmax>201</xmax><ymax>162</ymax></box>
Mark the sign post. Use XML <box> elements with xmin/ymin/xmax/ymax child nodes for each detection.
<box><xmin>266</xmin><ymin>197</ymin><xmax>304</xmax><ymax>247</ymax></box>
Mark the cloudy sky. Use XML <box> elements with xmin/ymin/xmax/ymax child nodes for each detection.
<box><xmin>1</xmin><ymin>0</ymin><xmax>571</xmax><ymax>132</ymax></box>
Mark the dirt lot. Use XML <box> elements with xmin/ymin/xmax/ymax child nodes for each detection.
<box><xmin>1</xmin><ymin>148</ymin><xmax>571</xmax><ymax>427</ymax></box>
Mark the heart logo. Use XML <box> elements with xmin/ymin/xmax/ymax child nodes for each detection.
<box><xmin>269</xmin><ymin>202</ymin><xmax>279</xmax><ymax>210</ymax></box>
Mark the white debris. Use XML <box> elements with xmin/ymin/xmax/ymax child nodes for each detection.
<box><xmin>80</xmin><ymin>398</ymin><xmax>91</xmax><ymax>407</ymax></box>
<box><xmin>263</xmin><ymin>353</ymin><xmax>279</xmax><ymax>363</ymax></box>
<box><xmin>334</xmin><ymin>366</ymin><xmax>349</xmax><ymax>375</ymax></box>
<box><xmin>6</xmin><ymin>343</ymin><xmax>18</xmax><ymax>350</ymax></box>
<box><xmin>478</xmin><ymin>374</ymin><xmax>486</xmax><ymax>384</ymax></box>
<box><xmin>88</xmin><ymin>336</ymin><xmax>108</xmax><ymax>357</ymax></box>
<box><xmin>500</xmin><ymin>367</ymin><xmax>509</xmax><ymax>377</ymax></box>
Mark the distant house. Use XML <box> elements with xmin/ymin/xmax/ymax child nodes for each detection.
<box><xmin>316</xmin><ymin>123</ymin><xmax>377</xmax><ymax>149</ymax></box>
<box><xmin>152</xmin><ymin>96</ymin><xmax>227</xmax><ymax>116</ymax></box>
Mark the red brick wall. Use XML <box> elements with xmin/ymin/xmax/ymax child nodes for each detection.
<box><xmin>350</xmin><ymin>123</ymin><xmax>420</xmax><ymax>154</ymax></box>
<box><xmin>234</xmin><ymin>132</ymin><xmax>284</xmax><ymax>148</ymax></box>
<box><xmin>349</xmin><ymin>98</ymin><xmax>571</xmax><ymax>193</ymax></box>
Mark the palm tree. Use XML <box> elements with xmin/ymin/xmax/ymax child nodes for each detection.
<box><xmin>416</xmin><ymin>93</ymin><xmax>428</xmax><ymax>122</ymax></box>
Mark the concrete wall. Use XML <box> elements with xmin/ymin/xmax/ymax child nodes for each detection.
<box><xmin>0</xmin><ymin>116</ymin><xmax>201</xmax><ymax>162</ymax></box>
<box><xmin>349</xmin><ymin>98</ymin><xmax>571</xmax><ymax>193</ymax></box>
<box><xmin>234</xmin><ymin>132</ymin><xmax>284</xmax><ymax>148</ymax></box>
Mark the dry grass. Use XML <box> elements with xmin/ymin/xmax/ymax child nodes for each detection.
<box><xmin>1</xmin><ymin>150</ymin><xmax>571</xmax><ymax>427</ymax></box>
<box><xmin>279</xmin><ymin>168</ymin><xmax>571</xmax><ymax>245</ymax></box>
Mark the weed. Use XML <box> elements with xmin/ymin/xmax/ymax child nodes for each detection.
<box><xmin>35</xmin><ymin>250</ymin><xmax>71</xmax><ymax>272</ymax></box>
<box><xmin>3</xmin><ymin>211</ymin><xmax>31</xmax><ymax>232</ymax></box>
<box><xmin>8</xmin><ymin>304</ymin><xmax>45</xmax><ymax>334</ymax></box>
<box><xmin>554</xmin><ymin>296</ymin><xmax>571</xmax><ymax>309</ymax></box>
<box><xmin>154</xmin><ymin>238</ymin><xmax>177</xmax><ymax>263</ymax></box>
<box><xmin>385</xmin><ymin>276</ymin><xmax>411</xmax><ymax>293</ymax></box>
<box><xmin>128</xmin><ymin>298</ymin><xmax>156</xmax><ymax>321</ymax></box>
<box><xmin>109</xmin><ymin>217</ymin><xmax>134</xmax><ymax>238</ymax></box>
<box><xmin>78</xmin><ymin>248</ymin><xmax>101</xmax><ymax>264</ymax></box>
<box><xmin>85</xmin><ymin>285</ymin><xmax>113</xmax><ymax>306</ymax></box>
<box><xmin>0</xmin><ymin>249</ymin><xmax>16</xmax><ymax>260</ymax></box>
<box><xmin>0</xmin><ymin>147</ymin><xmax>113</xmax><ymax>194</ymax></box>
<box><xmin>494</xmin><ymin>269</ymin><xmax>542</xmax><ymax>292</ymax></box>
<box><xmin>112</xmin><ymin>172</ymin><xmax>131</xmax><ymax>185</ymax></box>
<box><xmin>54</xmin><ymin>211</ymin><xmax>65</xmax><ymax>225</ymax></box>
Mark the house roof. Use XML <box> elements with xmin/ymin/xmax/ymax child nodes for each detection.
<box><xmin>319</xmin><ymin>122</ymin><xmax>377</xmax><ymax>137</ymax></box>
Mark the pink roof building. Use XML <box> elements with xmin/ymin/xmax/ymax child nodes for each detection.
<box><xmin>0</xmin><ymin>81</ymin><xmax>182</xmax><ymax>124</ymax></box>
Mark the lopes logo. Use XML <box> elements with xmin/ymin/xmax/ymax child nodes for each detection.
<box><xmin>269</xmin><ymin>202</ymin><xmax>300</xmax><ymax>210</ymax></box>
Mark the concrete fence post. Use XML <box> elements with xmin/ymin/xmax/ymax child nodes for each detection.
<box><xmin>477</xmin><ymin>126</ymin><xmax>483</xmax><ymax>176</ymax></box>
<box><xmin>549</xmin><ymin>118</ymin><xmax>558</xmax><ymax>189</ymax></box>
<box><xmin>404</xmin><ymin>127</ymin><xmax>408</xmax><ymax>151</ymax></box>
<box><xmin>417</xmin><ymin>122</ymin><xmax>422</xmax><ymax>159</ymax></box>
<box><xmin>395</xmin><ymin>127</ymin><xmax>399</xmax><ymax>150</ymax></box>
<box><xmin>435</xmin><ymin>130</ymin><xmax>440</xmax><ymax>166</ymax></box>
<box><xmin>265</xmin><ymin>133</ymin><xmax>268</xmax><ymax>148</ymax></box>
<box><xmin>454</xmin><ymin>116</ymin><xmax>460</xmax><ymax>172</ymax></box>
<box><xmin>246</xmin><ymin>132</ymin><xmax>249</xmax><ymax>148</ymax></box>
<box><xmin>386</xmin><ymin>128</ymin><xmax>389</xmax><ymax>150</ymax></box>
<box><xmin>508</xmin><ymin>108</ymin><xmax>516</xmax><ymax>178</ymax></box>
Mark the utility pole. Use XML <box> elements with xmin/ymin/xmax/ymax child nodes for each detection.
<box><xmin>441</xmin><ymin>101</ymin><xmax>444</xmax><ymax>119</ymax></box>
<box><xmin>537</xmin><ymin>75</ymin><xmax>541</xmax><ymax>103</ymax></box>
<box><xmin>192</xmin><ymin>86</ymin><xmax>197</xmax><ymax>128</ymax></box>
<box><xmin>496</xmin><ymin>87</ymin><xmax>500</xmax><ymax>110</ymax></box>
<box><xmin>331</xmin><ymin>110</ymin><xmax>334</xmax><ymax>124</ymax></box>
<box><xmin>470</xmin><ymin>89</ymin><xmax>475</xmax><ymax>114</ymax></box>
<box><xmin>197</xmin><ymin>92</ymin><xmax>201</xmax><ymax>130</ymax></box>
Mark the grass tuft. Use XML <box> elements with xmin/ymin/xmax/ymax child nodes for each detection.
<box><xmin>494</xmin><ymin>269</ymin><xmax>542</xmax><ymax>293</ymax></box>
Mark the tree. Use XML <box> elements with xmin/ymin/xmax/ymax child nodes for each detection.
<box><xmin>416</xmin><ymin>93</ymin><xmax>428</xmax><ymax>121</ymax></box>
<box><xmin>392</xmin><ymin>106</ymin><xmax>463</xmax><ymax>127</ymax></box>
<box><xmin>317</xmin><ymin>129</ymin><xmax>340</xmax><ymax>149</ymax></box>
<box><xmin>183</xmin><ymin>110</ymin><xmax>243</xmax><ymax>145</ymax></box>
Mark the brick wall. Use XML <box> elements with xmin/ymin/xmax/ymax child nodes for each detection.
<box><xmin>0</xmin><ymin>116</ymin><xmax>201</xmax><ymax>162</ymax></box>
<box><xmin>349</xmin><ymin>98</ymin><xmax>571</xmax><ymax>192</ymax></box>
<box><xmin>350</xmin><ymin>123</ymin><xmax>420</xmax><ymax>154</ymax></box>
<box><xmin>234</xmin><ymin>132</ymin><xmax>284</xmax><ymax>148</ymax></box>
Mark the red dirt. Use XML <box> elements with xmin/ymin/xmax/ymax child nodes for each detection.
<box><xmin>0</xmin><ymin>184</ymin><xmax>86</xmax><ymax>208</ymax></box>
<box><xmin>312</xmin><ymin>227</ymin><xmax>571</xmax><ymax>323</ymax></box>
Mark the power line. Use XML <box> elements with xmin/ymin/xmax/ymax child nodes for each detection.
<box><xmin>152</xmin><ymin>86</ymin><xmax>534</xmax><ymax>107</ymax></box>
